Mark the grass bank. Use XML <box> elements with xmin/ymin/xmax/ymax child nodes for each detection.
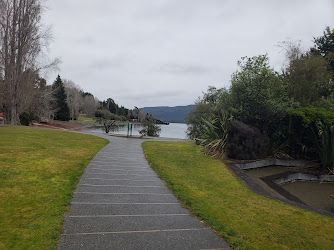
<box><xmin>142</xmin><ymin>141</ymin><xmax>334</xmax><ymax>249</ymax></box>
<box><xmin>0</xmin><ymin>126</ymin><xmax>108</xmax><ymax>249</ymax></box>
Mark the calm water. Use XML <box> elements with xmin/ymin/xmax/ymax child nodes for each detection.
<box><xmin>91</xmin><ymin>123</ymin><xmax>189</xmax><ymax>139</ymax></box>
<box><xmin>245</xmin><ymin>166</ymin><xmax>334</xmax><ymax>212</ymax></box>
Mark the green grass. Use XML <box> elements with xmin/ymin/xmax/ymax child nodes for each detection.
<box><xmin>70</xmin><ymin>115</ymin><xmax>95</xmax><ymax>123</ymax></box>
<box><xmin>142</xmin><ymin>141</ymin><xmax>334</xmax><ymax>249</ymax></box>
<box><xmin>0</xmin><ymin>126</ymin><xmax>108</xmax><ymax>249</ymax></box>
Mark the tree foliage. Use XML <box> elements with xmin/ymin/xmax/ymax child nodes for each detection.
<box><xmin>101</xmin><ymin>98</ymin><xmax>129</xmax><ymax>118</ymax></box>
<box><xmin>185</xmin><ymin>86</ymin><xmax>225</xmax><ymax>139</ymax></box>
<box><xmin>290</xmin><ymin>106</ymin><xmax>334</xmax><ymax>126</ymax></box>
<box><xmin>51</xmin><ymin>75</ymin><xmax>70</xmax><ymax>121</ymax></box>
<box><xmin>284</xmin><ymin>53</ymin><xmax>333</xmax><ymax>105</ymax></box>
<box><xmin>228</xmin><ymin>55</ymin><xmax>290</xmax><ymax>133</ymax></box>
<box><xmin>187</xmin><ymin>27</ymin><xmax>334</xmax><ymax>162</ymax></box>
<box><xmin>0</xmin><ymin>0</ymin><xmax>57</xmax><ymax>124</ymax></box>
<box><xmin>139</xmin><ymin>115</ymin><xmax>161</xmax><ymax>137</ymax></box>
<box><xmin>94</xmin><ymin>109</ymin><xmax>118</xmax><ymax>133</ymax></box>
<box><xmin>311</xmin><ymin>26</ymin><xmax>334</xmax><ymax>71</ymax></box>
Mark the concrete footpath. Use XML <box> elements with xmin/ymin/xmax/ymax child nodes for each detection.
<box><xmin>58</xmin><ymin>132</ymin><xmax>230</xmax><ymax>249</ymax></box>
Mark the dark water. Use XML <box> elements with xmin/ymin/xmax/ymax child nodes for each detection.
<box><xmin>282</xmin><ymin>181</ymin><xmax>334</xmax><ymax>212</ymax></box>
<box><xmin>245</xmin><ymin>166</ymin><xmax>334</xmax><ymax>212</ymax></box>
<box><xmin>91</xmin><ymin>123</ymin><xmax>188</xmax><ymax>139</ymax></box>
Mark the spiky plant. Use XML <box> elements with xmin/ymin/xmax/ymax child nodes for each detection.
<box><xmin>313</xmin><ymin>122</ymin><xmax>334</xmax><ymax>174</ymax></box>
<box><xmin>198</xmin><ymin>112</ymin><xmax>230</xmax><ymax>158</ymax></box>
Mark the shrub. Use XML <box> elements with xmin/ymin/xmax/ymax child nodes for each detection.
<box><xmin>19</xmin><ymin>112</ymin><xmax>34</xmax><ymax>126</ymax></box>
<box><xmin>139</xmin><ymin>115</ymin><xmax>161</xmax><ymax>137</ymax></box>
<box><xmin>290</xmin><ymin>106</ymin><xmax>334</xmax><ymax>125</ymax></box>
<box><xmin>287</xmin><ymin>106</ymin><xmax>334</xmax><ymax>158</ymax></box>
<box><xmin>313</xmin><ymin>122</ymin><xmax>334</xmax><ymax>173</ymax></box>
<box><xmin>198</xmin><ymin>112</ymin><xmax>229</xmax><ymax>158</ymax></box>
<box><xmin>226</xmin><ymin>121</ymin><xmax>269</xmax><ymax>160</ymax></box>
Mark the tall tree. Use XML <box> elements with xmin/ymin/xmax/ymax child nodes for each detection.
<box><xmin>0</xmin><ymin>0</ymin><xmax>54</xmax><ymax>124</ymax></box>
<box><xmin>229</xmin><ymin>55</ymin><xmax>288</xmax><ymax>132</ymax></box>
<box><xmin>311</xmin><ymin>26</ymin><xmax>334</xmax><ymax>71</ymax></box>
<box><xmin>285</xmin><ymin>53</ymin><xmax>332</xmax><ymax>105</ymax></box>
<box><xmin>51</xmin><ymin>75</ymin><xmax>70</xmax><ymax>121</ymax></box>
<box><xmin>21</xmin><ymin>77</ymin><xmax>54</xmax><ymax>122</ymax></box>
<box><xmin>64</xmin><ymin>79</ymin><xmax>83</xmax><ymax>120</ymax></box>
<box><xmin>82</xmin><ymin>93</ymin><xmax>99</xmax><ymax>116</ymax></box>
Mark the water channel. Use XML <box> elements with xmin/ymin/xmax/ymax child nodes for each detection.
<box><xmin>244</xmin><ymin>166</ymin><xmax>334</xmax><ymax>213</ymax></box>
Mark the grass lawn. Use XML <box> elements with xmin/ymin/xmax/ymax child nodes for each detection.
<box><xmin>0</xmin><ymin>126</ymin><xmax>108</xmax><ymax>249</ymax></box>
<box><xmin>142</xmin><ymin>141</ymin><xmax>334</xmax><ymax>249</ymax></box>
<box><xmin>70</xmin><ymin>115</ymin><xmax>95</xmax><ymax>123</ymax></box>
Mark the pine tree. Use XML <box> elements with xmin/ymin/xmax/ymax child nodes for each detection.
<box><xmin>52</xmin><ymin>75</ymin><xmax>70</xmax><ymax>121</ymax></box>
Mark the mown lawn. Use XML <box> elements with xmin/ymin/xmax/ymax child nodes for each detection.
<box><xmin>142</xmin><ymin>141</ymin><xmax>334</xmax><ymax>249</ymax></box>
<box><xmin>0</xmin><ymin>126</ymin><xmax>108</xmax><ymax>249</ymax></box>
<box><xmin>71</xmin><ymin>115</ymin><xmax>95</xmax><ymax>123</ymax></box>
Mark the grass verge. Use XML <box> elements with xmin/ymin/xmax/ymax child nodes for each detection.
<box><xmin>0</xmin><ymin>126</ymin><xmax>108</xmax><ymax>249</ymax></box>
<box><xmin>142</xmin><ymin>141</ymin><xmax>334</xmax><ymax>249</ymax></box>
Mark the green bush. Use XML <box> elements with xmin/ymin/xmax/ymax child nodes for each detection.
<box><xmin>290</xmin><ymin>106</ymin><xmax>334</xmax><ymax>125</ymax></box>
<box><xmin>286</xmin><ymin>106</ymin><xmax>334</xmax><ymax>158</ymax></box>
<box><xmin>226</xmin><ymin>121</ymin><xmax>269</xmax><ymax>160</ymax></box>
<box><xmin>19</xmin><ymin>112</ymin><xmax>33</xmax><ymax>126</ymax></box>
<box><xmin>139</xmin><ymin>115</ymin><xmax>161</xmax><ymax>137</ymax></box>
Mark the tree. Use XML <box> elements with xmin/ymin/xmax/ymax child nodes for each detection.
<box><xmin>280</xmin><ymin>37</ymin><xmax>334</xmax><ymax>109</ymax></box>
<box><xmin>139</xmin><ymin>115</ymin><xmax>161</xmax><ymax>137</ymax></box>
<box><xmin>285</xmin><ymin>54</ymin><xmax>332</xmax><ymax>105</ymax></box>
<box><xmin>104</xmin><ymin>98</ymin><xmax>117</xmax><ymax>114</ymax></box>
<box><xmin>229</xmin><ymin>55</ymin><xmax>289</xmax><ymax>133</ymax></box>
<box><xmin>82</xmin><ymin>92</ymin><xmax>99</xmax><ymax>116</ymax></box>
<box><xmin>311</xmin><ymin>26</ymin><xmax>334</xmax><ymax>71</ymax></box>
<box><xmin>187</xmin><ymin>56</ymin><xmax>292</xmax><ymax>157</ymax></box>
<box><xmin>137</xmin><ymin>109</ymin><xmax>147</xmax><ymax>122</ymax></box>
<box><xmin>64</xmin><ymin>79</ymin><xmax>83</xmax><ymax>120</ymax></box>
<box><xmin>94</xmin><ymin>109</ymin><xmax>117</xmax><ymax>133</ymax></box>
<box><xmin>0</xmin><ymin>0</ymin><xmax>57</xmax><ymax>124</ymax></box>
<box><xmin>51</xmin><ymin>75</ymin><xmax>70</xmax><ymax>121</ymax></box>
<box><xmin>185</xmin><ymin>86</ymin><xmax>224</xmax><ymax>139</ymax></box>
<box><xmin>100</xmin><ymin>98</ymin><xmax>129</xmax><ymax>118</ymax></box>
<box><xmin>19</xmin><ymin>76</ymin><xmax>55</xmax><ymax>124</ymax></box>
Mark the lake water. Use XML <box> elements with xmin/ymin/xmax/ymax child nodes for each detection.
<box><xmin>91</xmin><ymin>123</ymin><xmax>189</xmax><ymax>139</ymax></box>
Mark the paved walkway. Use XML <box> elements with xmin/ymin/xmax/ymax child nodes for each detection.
<box><xmin>59</xmin><ymin>132</ymin><xmax>230</xmax><ymax>249</ymax></box>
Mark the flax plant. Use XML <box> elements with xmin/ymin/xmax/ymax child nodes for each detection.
<box><xmin>198</xmin><ymin>112</ymin><xmax>230</xmax><ymax>158</ymax></box>
<box><xmin>313</xmin><ymin>122</ymin><xmax>334</xmax><ymax>174</ymax></box>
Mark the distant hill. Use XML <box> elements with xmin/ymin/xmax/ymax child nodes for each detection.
<box><xmin>141</xmin><ymin>105</ymin><xmax>195</xmax><ymax>123</ymax></box>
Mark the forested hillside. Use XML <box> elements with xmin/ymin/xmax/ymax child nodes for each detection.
<box><xmin>141</xmin><ymin>105</ymin><xmax>195</xmax><ymax>123</ymax></box>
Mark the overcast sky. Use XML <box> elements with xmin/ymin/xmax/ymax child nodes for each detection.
<box><xmin>42</xmin><ymin>0</ymin><xmax>333</xmax><ymax>109</ymax></box>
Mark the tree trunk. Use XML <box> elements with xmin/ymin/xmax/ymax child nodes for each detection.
<box><xmin>0</xmin><ymin>0</ymin><xmax>51</xmax><ymax>124</ymax></box>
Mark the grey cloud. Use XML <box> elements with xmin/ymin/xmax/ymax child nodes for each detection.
<box><xmin>157</xmin><ymin>63</ymin><xmax>209</xmax><ymax>75</ymax></box>
<box><xmin>90</xmin><ymin>58</ymin><xmax>126</xmax><ymax>70</ymax></box>
<box><xmin>76</xmin><ymin>36</ymin><xmax>95</xmax><ymax>45</ymax></box>
<box><xmin>44</xmin><ymin>0</ymin><xmax>333</xmax><ymax>109</ymax></box>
